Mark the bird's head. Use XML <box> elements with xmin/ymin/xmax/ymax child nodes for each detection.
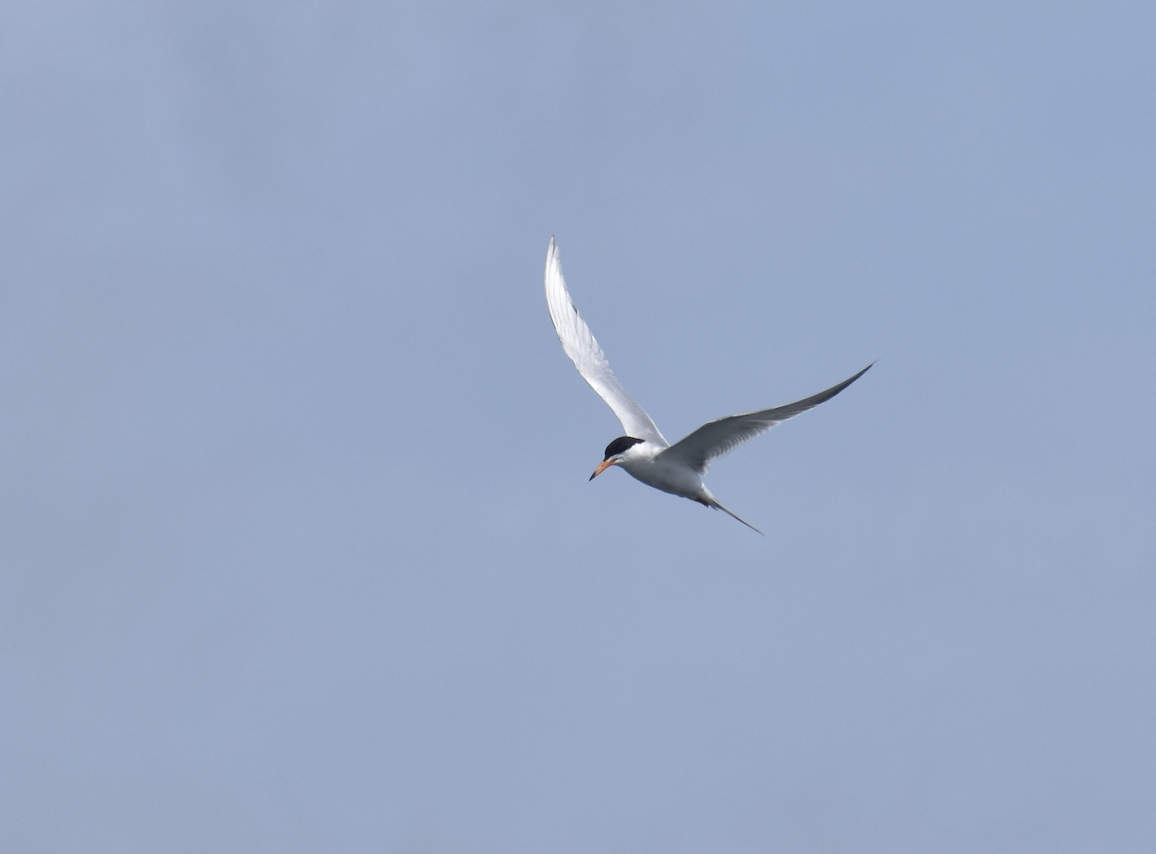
<box><xmin>590</xmin><ymin>436</ymin><xmax>646</xmax><ymax>480</ymax></box>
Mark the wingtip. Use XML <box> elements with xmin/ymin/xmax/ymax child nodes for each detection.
<box><xmin>835</xmin><ymin>362</ymin><xmax>874</xmax><ymax>390</ymax></box>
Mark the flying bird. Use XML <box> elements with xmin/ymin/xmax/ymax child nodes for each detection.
<box><xmin>544</xmin><ymin>237</ymin><xmax>871</xmax><ymax>534</ymax></box>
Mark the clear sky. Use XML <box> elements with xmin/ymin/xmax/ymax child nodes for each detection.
<box><xmin>3</xmin><ymin>2</ymin><xmax>1154</xmax><ymax>851</ymax></box>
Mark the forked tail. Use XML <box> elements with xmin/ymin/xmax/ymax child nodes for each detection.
<box><xmin>704</xmin><ymin>495</ymin><xmax>763</xmax><ymax>535</ymax></box>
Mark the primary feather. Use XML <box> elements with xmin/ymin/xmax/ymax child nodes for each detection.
<box><xmin>543</xmin><ymin>237</ymin><xmax>667</xmax><ymax>446</ymax></box>
<box><xmin>659</xmin><ymin>364</ymin><xmax>873</xmax><ymax>474</ymax></box>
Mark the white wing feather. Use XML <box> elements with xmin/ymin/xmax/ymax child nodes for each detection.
<box><xmin>658</xmin><ymin>364</ymin><xmax>873</xmax><ymax>474</ymax></box>
<box><xmin>544</xmin><ymin>238</ymin><xmax>667</xmax><ymax>446</ymax></box>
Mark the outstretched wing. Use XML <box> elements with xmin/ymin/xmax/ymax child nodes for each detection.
<box><xmin>658</xmin><ymin>364</ymin><xmax>872</xmax><ymax>474</ymax></box>
<box><xmin>544</xmin><ymin>238</ymin><xmax>668</xmax><ymax>446</ymax></box>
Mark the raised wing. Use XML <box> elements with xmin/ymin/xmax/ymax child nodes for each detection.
<box><xmin>659</xmin><ymin>364</ymin><xmax>872</xmax><ymax>474</ymax></box>
<box><xmin>544</xmin><ymin>238</ymin><xmax>668</xmax><ymax>446</ymax></box>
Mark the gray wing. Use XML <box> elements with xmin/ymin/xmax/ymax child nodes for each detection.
<box><xmin>658</xmin><ymin>364</ymin><xmax>872</xmax><ymax>474</ymax></box>
<box><xmin>544</xmin><ymin>238</ymin><xmax>668</xmax><ymax>446</ymax></box>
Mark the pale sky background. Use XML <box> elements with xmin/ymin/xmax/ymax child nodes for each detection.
<box><xmin>2</xmin><ymin>2</ymin><xmax>1154</xmax><ymax>852</ymax></box>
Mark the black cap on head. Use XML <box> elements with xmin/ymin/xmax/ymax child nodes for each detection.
<box><xmin>603</xmin><ymin>436</ymin><xmax>645</xmax><ymax>460</ymax></box>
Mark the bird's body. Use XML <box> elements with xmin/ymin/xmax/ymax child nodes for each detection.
<box><xmin>544</xmin><ymin>237</ymin><xmax>869</xmax><ymax>533</ymax></box>
<box><xmin>615</xmin><ymin>445</ymin><xmax>704</xmax><ymax>499</ymax></box>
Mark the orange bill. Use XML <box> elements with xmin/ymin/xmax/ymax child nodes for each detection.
<box><xmin>589</xmin><ymin>459</ymin><xmax>615</xmax><ymax>480</ymax></box>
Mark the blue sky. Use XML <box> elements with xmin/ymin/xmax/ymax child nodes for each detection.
<box><xmin>3</xmin><ymin>2</ymin><xmax>1154</xmax><ymax>851</ymax></box>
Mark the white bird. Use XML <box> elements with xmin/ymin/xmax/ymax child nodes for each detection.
<box><xmin>544</xmin><ymin>237</ymin><xmax>871</xmax><ymax>534</ymax></box>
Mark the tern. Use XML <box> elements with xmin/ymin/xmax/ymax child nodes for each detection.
<box><xmin>544</xmin><ymin>237</ymin><xmax>871</xmax><ymax>534</ymax></box>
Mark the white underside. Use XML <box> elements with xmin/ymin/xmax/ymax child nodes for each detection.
<box><xmin>616</xmin><ymin>449</ymin><xmax>709</xmax><ymax>501</ymax></box>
